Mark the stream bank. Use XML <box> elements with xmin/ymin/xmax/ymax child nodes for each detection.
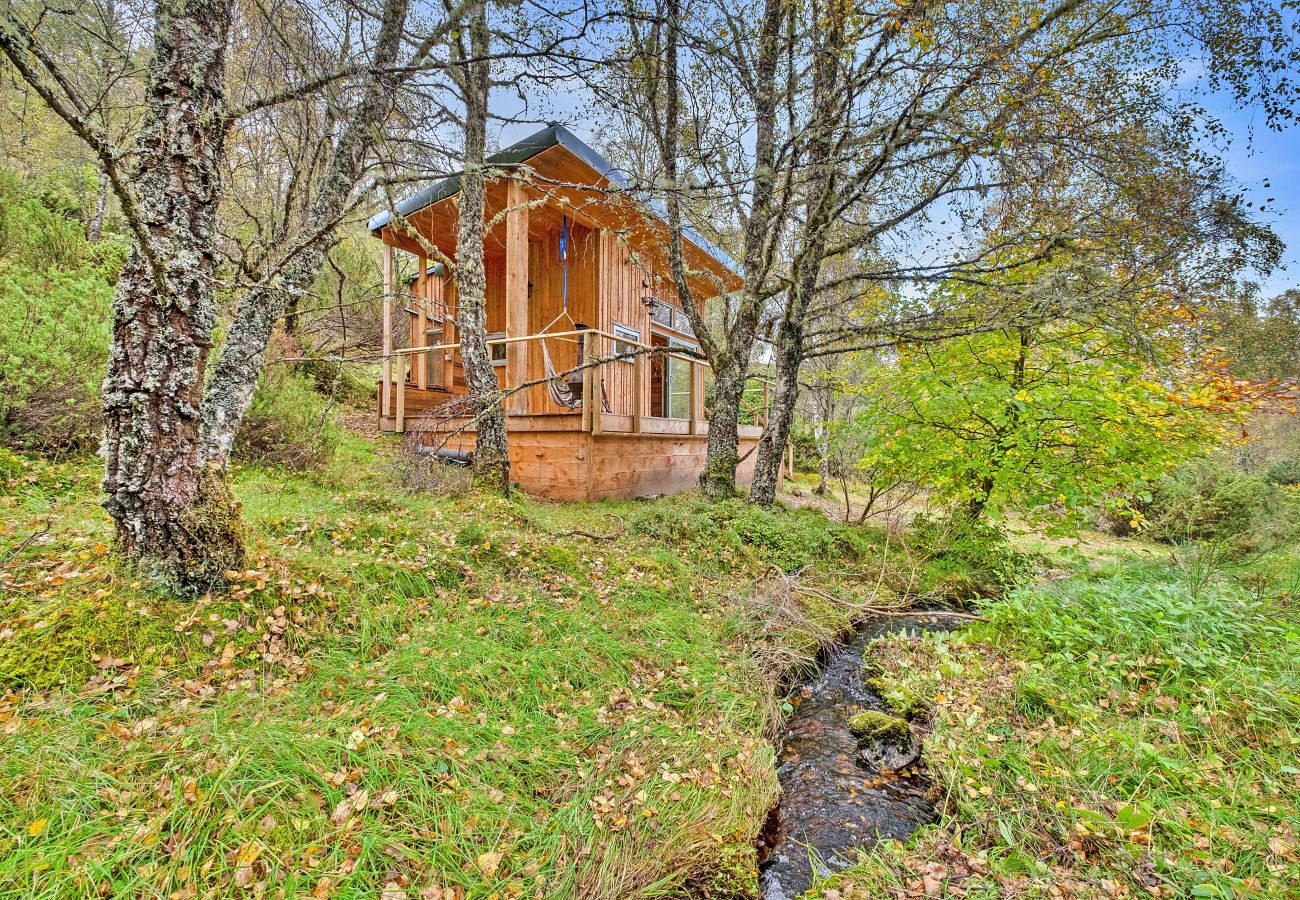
<box><xmin>757</xmin><ymin>613</ymin><xmax>966</xmax><ymax>900</ymax></box>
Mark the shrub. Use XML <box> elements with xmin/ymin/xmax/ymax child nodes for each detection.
<box><xmin>0</xmin><ymin>170</ymin><xmax>123</xmax><ymax>451</ymax></box>
<box><xmin>233</xmin><ymin>369</ymin><xmax>342</xmax><ymax>470</ymax></box>
<box><xmin>1264</xmin><ymin>457</ymin><xmax>1300</xmax><ymax>487</ymax></box>
<box><xmin>297</xmin><ymin>355</ymin><xmax>377</xmax><ymax>406</ymax></box>
<box><xmin>1143</xmin><ymin>459</ymin><xmax>1276</xmax><ymax>543</ymax></box>
<box><xmin>909</xmin><ymin>514</ymin><xmax>1032</xmax><ymax>600</ymax></box>
<box><xmin>627</xmin><ymin>494</ymin><xmax>870</xmax><ymax>572</ymax></box>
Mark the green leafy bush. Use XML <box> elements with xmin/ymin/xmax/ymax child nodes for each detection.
<box><xmin>0</xmin><ymin>170</ymin><xmax>122</xmax><ymax>451</ymax></box>
<box><xmin>1264</xmin><ymin>457</ymin><xmax>1300</xmax><ymax>487</ymax></box>
<box><xmin>233</xmin><ymin>369</ymin><xmax>342</xmax><ymax>470</ymax></box>
<box><xmin>1143</xmin><ymin>459</ymin><xmax>1276</xmax><ymax>542</ymax></box>
<box><xmin>909</xmin><ymin>514</ymin><xmax>1032</xmax><ymax>600</ymax></box>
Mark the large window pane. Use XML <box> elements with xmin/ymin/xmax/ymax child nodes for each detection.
<box><xmin>668</xmin><ymin>355</ymin><xmax>691</xmax><ymax>419</ymax></box>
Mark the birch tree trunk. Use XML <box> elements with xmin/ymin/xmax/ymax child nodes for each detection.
<box><xmin>87</xmin><ymin>171</ymin><xmax>109</xmax><ymax>243</ymax></box>
<box><xmin>653</xmin><ymin>0</ymin><xmax>784</xmax><ymax>500</ymax></box>
<box><xmin>813</xmin><ymin>391</ymin><xmax>831</xmax><ymax>495</ymax></box>
<box><xmin>698</xmin><ymin>0</ymin><xmax>784</xmax><ymax>499</ymax></box>
<box><xmin>748</xmin><ymin>322</ymin><xmax>802</xmax><ymax>505</ymax></box>
<box><xmin>452</xmin><ymin>2</ymin><xmax>510</xmax><ymax>491</ymax></box>
<box><xmin>748</xmin><ymin>0</ymin><xmax>840</xmax><ymax>506</ymax></box>
<box><xmin>198</xmin><ymin>0</ymin><xmax>412</xmax><ymax>468</ymax></box>
<box><xmin>100</xmin><ymin>0</ymin><xmax>243</xmax><ymax>591</ymax></box>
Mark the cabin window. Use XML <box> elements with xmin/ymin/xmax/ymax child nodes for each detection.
<box><xmin>611</xmin><ymin>323</ymin><xmax>640</xmax><ymax>361</ymax></box>
<box><xmin>648</xmin><ymin>299</ymin><xmax>673</xmax><ymax>329</ymax></box>
<box><xmin>650</xmin><ymin>333</ymin><xmax>696</xmax><ymax>420</ymax></box>
<box><xmin>487</xmin><ymin>331</ymin><xmax>507</xmax><ymax>366</ymax></box>
<box><xmin>672</xmin><ymin>308</ymin><xmax>694</xmax><ymax>335</ymax></box>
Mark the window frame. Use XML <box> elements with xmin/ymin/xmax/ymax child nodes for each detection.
<box><xmin>611</xmin><ymin>323</ymin><xmax>641</xmax><ymax>362</ymax></box>
<box><xmin>486</xmin><ymin>331</ymin><xmax>508</xmax><ymax>366</ymax></box>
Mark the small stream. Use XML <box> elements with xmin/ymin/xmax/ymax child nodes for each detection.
<box><xmin>756</xmin><ymin>614</ymin><xmax>964</xmax><ymax>900</ymax></box>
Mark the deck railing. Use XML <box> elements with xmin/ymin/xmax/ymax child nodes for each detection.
<box><xmin>381</xmin><ymin>327</ymin><xmax>772</xmax><ymax>436</ymax></box>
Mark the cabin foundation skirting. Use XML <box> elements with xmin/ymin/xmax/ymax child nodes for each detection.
<box><xmin>412</xmin><ymin>420</ymin><xmax>761</xmax><ymax>501</ymax></box>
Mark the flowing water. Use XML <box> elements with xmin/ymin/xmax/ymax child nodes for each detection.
<box><xmin>757</xmin><ymin>614</ymin><xmax>964</xmax><ymax>900</ymax></box>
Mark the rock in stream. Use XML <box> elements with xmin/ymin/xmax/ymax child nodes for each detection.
<box><xmin>757</xmin><ymin>614</ymin><xmax>963</xmax><ymax>900</ymax></box>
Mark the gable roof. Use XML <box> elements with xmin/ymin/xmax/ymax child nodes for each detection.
<box><xmin>366</xmin><ymin>123</ymin><xmax>740</xmax><ymax>279</ymax></box>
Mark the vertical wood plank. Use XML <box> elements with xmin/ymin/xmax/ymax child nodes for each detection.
<box><xmin>382</xmin><ymin>243</ymin><xmax>393</xmax><ymax>418</ymax></box>
<box><xmin>632</xmin><ymin>352</ymin><xmax>643</xmax><ymax>434</ymax></box>
<box><xmin>582</xmin><ymin>360</ymin><xmax>593</xmax><ymax>432</ymax></box>
<box><xmin>505</xmin><ymin>180</ymin><xmax>529</xmax><ymax>413</ymax></box>
<box><xmin>395</xmin><ymin>355</ymin><xmax>406</xmax><ymax>433</ymax></box>
<box><xmin>591</xmin><ymin>333</ymin><xmax>602</xmax><ymax>435</ymax></box>
<box><xmin>415</xmin><ymin>255</ymin><xmax>428</xmax><ymax>389</ymax></box>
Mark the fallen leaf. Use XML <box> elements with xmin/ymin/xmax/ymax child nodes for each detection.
<box><xmin>476</xmin><ymin>850</ymin><xmax>502</xmax><ymax>876</ymax></box>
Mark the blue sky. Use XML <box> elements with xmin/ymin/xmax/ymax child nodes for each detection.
<box><xmin>1209</xmin><ymin>100</ymin><xmax>1299</xmax><ymax>297</ymax></box>
<box><xmin>489</xmin><ymin>68</ymin><xmax>1299</xmax><ymax>301</ymax></box>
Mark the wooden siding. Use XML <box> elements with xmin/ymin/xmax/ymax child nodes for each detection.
<box><xmin>414</xmin><ymin>421</ymin><xmax>759</xmax><ymax>500</ymax></box>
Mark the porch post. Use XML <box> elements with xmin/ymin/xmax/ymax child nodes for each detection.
<box><xmin>395</xmin><ymin>354</ymin><xmax>406</xmax><ymax>433</ymax></box>
<box><xmin>382</xmin><ymin>242</ymin><xmax>393</xmax><ymax>419</ymax></box>
<box><xmin>505</xmin><ymin>180</ymin><xmax>529</xmax><ymax>414</ymax></box>
<box><xmin>632</xmin><ymin>351</ymin><xmax>643</xmax><ymax>434</ymax></box>
<box><xmin>415</xmin><ymin>254</ymin><xmax>428</xmax><ymax>390</ymax></box>
<box><xmin>443</xmin><ymin>279</ymin><xmax>456</xmax><ymax>391</ymax></box>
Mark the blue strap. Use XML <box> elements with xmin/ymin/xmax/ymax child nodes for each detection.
<box><xmin>560</xmin><ymin>215</ymin><xmax>569</xmax><ymax>310</ymax></box>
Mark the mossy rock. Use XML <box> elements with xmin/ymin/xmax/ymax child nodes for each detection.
<box><xmin>848</xmin><ymin>710</ymin><xmax>920</xmax><ymax>772</ymax></box>
<box><xmin>847</xmin><ymin>710</ymin><xmax>912</xmax><ymax>746</ymax></box>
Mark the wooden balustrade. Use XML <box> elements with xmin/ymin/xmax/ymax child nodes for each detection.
<box><xmin>381</xmin><ymin>327</ymin><xmax>773</xmax><ymax>437</ymax></box>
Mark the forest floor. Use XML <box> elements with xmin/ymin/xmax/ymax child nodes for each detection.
<box><xmin>1</xmin><ymin>435</ymin><xmax>1297</xmax><ymax>899</ymax></box>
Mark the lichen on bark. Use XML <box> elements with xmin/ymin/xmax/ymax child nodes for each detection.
<box><xmin>99</xmin><ymin>0</ymin><xmax>247</xmax><ymax>592</ymax></box>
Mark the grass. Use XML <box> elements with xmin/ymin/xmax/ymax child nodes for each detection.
<box><xmin>0</xmin><ymin>437</ymin><xmax>898</xmax><ymax>899</ymax></box>
<box><xmin>9</xmin><ymin>437</ymin><xmax>1294</xmax><ymax>898</ymax></box>
<box><xmin>807</xmin><ymin>550</ymin><xmax>1300</xmax><ymax>899</ymax></box>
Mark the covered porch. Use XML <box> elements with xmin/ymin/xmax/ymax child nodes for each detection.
<box><xmin>369</xmin><ymin>123</ymin><xmax>777</xmax><ymax>499</ymax></box>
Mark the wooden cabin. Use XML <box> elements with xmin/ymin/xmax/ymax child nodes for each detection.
<box><xmin>369</xmin><ymin>124</ymin><xmax>769</xmax><ymax>500</ymax></box>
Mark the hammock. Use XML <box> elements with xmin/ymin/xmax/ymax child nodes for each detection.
<box><xmin>541</xmin><ymin>338</ymin><xmax>584</xmax><ymax>409</ymax></box>
<box><xmin>536</xmin><ymin>215</ymin><xmax>605</xmax><ymax>412</ymax></box>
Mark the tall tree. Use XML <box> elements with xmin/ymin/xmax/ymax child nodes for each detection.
<box><xmin>198</xmin><ymin>0</ymin><xmax>416</xmax><ymax>467</ymax></box>
<box><xmin>448</xmin><ymin>0</ymin><xmax>511</xmax><ymax>490</ymax></box>
<box><xmin>1</xmin><ymin>0</ymin><xmax>242</xmax><ymax>589</ymax></box>
<box><xmin>747</xmin><ymin>0</ymin><xmax>847</xmax><ymax>504</ymax></box>
<box><xmin>612</xmin><ymin>0</ymin><xmax>789</xmax><ymax>498</ymax></box>
<box><xmin>0</xmin><ymin>0</ymin><xmax>466</xmax><ymax>586</ymax></box>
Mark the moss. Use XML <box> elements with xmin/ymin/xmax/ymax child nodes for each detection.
<box><xmin>866</xmin><ymin>674</ymin><xmax>928</xmax><ymax>718</ymax></box>
<box><xmin>169</xmin><ymin>465</ymin><xmax>246</xmax><ymax>594</ymax></box>
<box><xmin>0</xmin><ymin>597</ymin><xmax>171</xmax><ymax>691</ymax></box>
<box><xmin>847</xmin><ymin>710</ymin><xmax>912</xmax><ymax>747</ymax></box>
<box><xmin>538</xmin><ymin>545</ymin><xmax>579</xmax><ymax>575</ymax></box>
